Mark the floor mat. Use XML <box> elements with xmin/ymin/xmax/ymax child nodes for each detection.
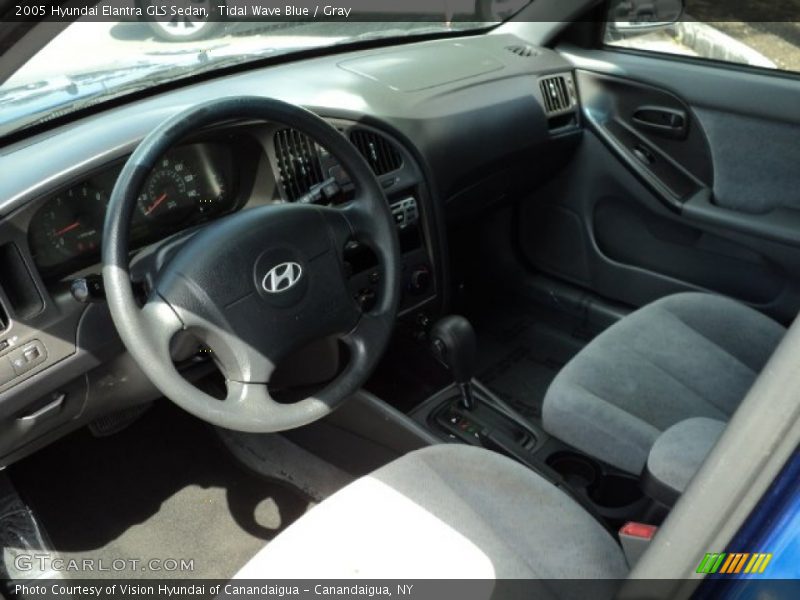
<box><xmin>0</xmin><ymin>474</ymin><xmax>58</xmax><ymax>581</ymax></box>
<box><xmin>470</xmin><ymin>300</ymin><xmax>593</xmax><ymax>424</ymax></box>
<box><xmin>8</xmin><ymin>402</ymin><xmax>311</xmax><ymax>580</ymax></box>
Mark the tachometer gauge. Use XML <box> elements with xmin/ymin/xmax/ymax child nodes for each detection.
<box><xmin>137</xmin><ymin>158</ymin><xmax>199</xmax><ymax>223</ymax></box>
<box><xmin>35</xmin><ymin>184</ymin><xmax>107</xmax><ymax>259</ymax></box>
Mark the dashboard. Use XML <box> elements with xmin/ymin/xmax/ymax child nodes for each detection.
<box><xmin>0</xmin><ymin>31</ymin><xmax>581</xmax><ymax>467</ymax></box>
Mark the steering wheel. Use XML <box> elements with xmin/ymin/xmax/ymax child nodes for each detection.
<box><xmin>102</xmin><ymin>97</ymin><xmax>401</xmax><ymax>432</ymax></box>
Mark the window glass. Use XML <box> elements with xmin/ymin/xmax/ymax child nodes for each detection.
<box><xmin>604</xmin><ymin>0</ymin><xmax>800</xmax><ymax>73</ymax></box>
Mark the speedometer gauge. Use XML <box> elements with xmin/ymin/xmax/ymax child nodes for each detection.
<box><xmin>137</xmin><ymin>158</ymin><xmax>199</xmax><ymax>223</ymax></box>
<box><xmin>31</xmin><ymin>184</ymin><xmax>107</xmax><ymax>261</ymax></box>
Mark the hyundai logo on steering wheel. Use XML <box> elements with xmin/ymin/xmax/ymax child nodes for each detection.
<box><xmin>262</xmin><ymin>262</ymin><xmax>303</xmax><ymax>293</ymax></box>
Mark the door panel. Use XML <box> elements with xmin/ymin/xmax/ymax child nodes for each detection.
<box><xmin>519</xmin><ymin>48</ymin><xmax>800</xmax><ymax>322</ymax></box>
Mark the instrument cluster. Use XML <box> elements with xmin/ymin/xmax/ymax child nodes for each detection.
<box><xmin>28</xmin><ymin>142</ymin><xmax>242</xmax><ymax>278</ymax></box>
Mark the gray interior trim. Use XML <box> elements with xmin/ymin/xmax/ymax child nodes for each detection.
<box><xmin>561</xmin><ymin>46</ymin><xmax>800</xmax><ymax>125</ymax></box>
<box><xmin>327</xmin><ymin>388</ymin><xmax>442</xmax><ymax>451</ymax></box>
<box><xmin>623</xmin><ymin>312</ymin><xmax>800</xmax><ymax>588</ymax></box>
<box><xmin>682</xmin><ymin>191</ymin><xmax>800</xmax><ymax>248</ymax></box>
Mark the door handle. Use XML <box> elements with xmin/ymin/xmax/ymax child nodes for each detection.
<box><xmin>633</xmin><ymin>106</ymin><xmax>688</xmax><ymax>139</ymax></box>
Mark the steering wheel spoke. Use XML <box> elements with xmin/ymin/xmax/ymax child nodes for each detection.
<box><xmin>342</xmin><ymin>312</ymin><xmax>388</xmax><ymax>359</ymax></box>
<box><xmin>139</xmin><ymin>294</ymin><xmax>185</xmax><ymax>364</ymax></box>
<box><xmin>337</xmin><ymin>189</ymin><xmax>392</xmax><ymax>244</ymax></box>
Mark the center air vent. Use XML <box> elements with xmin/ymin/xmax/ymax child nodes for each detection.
<box><xmin>273</xmin><ymin>128</ymin><xmax>324</xmax><ymax>201</ymax></box>
<box><xmin>539</xmin><ymin>74</ymin><xmax>574</xmax><ymax>114</ymax></box>
<box><xmin>350</xmin><ymin>130</ymin><xmax>402</xmax><ymax>176</ymax></box>
<box><xmin>506</xmin><ymin>44</ymin><xmax>538</xmax><ymax>58</ymax></box>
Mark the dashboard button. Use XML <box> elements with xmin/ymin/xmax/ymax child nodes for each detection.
<box><xmin>23</xmin><ymin>346</ymin><xmax>41</xmax><ymax>362</ymax></box>
<box><xmin>355</xmin><ymin>288</ymin><xmax>377</xmax><ymax>312</ymax></box>
<box><xmin>10</xmin><ymin>354</ymin><xmax>27</xmax><ymax>372</ymax></box>
<box><xmin>8</xmin><ymin>340</ymin><xmax>47</xmax><ymax>376</ymax></box>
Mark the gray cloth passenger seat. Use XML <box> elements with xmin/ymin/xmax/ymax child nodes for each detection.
<box><xmin>543</xmin><ymin>292</ymin><xmax>785</xmax><ymax>475</ymax></box>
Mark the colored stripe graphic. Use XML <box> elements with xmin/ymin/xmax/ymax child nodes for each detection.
<box><xmin>696</xmin><ymin>553</ymin><xmax>727</xmax><ymax>574</ymax></box>
<box><xmin>720</xmin><ymin>554</ymin><xmax>736</xmax><ymax>574</ymax></box>
<box><xmin>711</xmin><ymin>554</ymin><xmax>726</xmax><ymax>573</ymax></box>
<box><xmin>733</xmin><ymin>553</ymin><xmax>749</xmax><ymax>573</ymax></box>
<box><xmin>699</xmin><ymin>553</ymin><xmax>773</xmax><ymax>574</ymax></box>
<box><xmin>720</xmin><ymin>553</ymin><xmax>749</xmax><ymax>574</ymax></box>
<box><xmin>757</xmin><ymin>554</ymin><xmax>772</xmax><ymax>573</ymax></box>
<box><xmin>744</xmin><ymin>554</ymin><xmax>759</xmax><ymax>573</ymax></box>
<box><xmin>697</xmin><ymin>554</ymin><xmax>715</xmax><ymax>573</ymax></box>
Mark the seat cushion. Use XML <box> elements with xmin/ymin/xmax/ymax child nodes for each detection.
<box><xmin>543</xmin><ymin>293</ymin><xmax>785</xmax><ymax>474</ymax></box>
<box><xmin>234</xmin><ymin>445</ymin><xmax>628</xmax><ymax>579</ymax></box>
<box><xmin>645</xmin><ymin>417</ymin><xmax>726</xmax><ymax>505</ymax></box>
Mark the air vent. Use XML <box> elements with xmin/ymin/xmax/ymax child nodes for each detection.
<box><xmin>539</xmin><ymin>75</ymin><xmax>573</xmax><ymax>114</ymax></box>
<box><xmin>273</xmin><ymin>128</ymin><xmax>324</xmax><ymax>201</ymax></box>
<box><xmin>350</xmin><ymin>130</ymin><xmax>402</xmax><ymax>176</ymax></box>
<box><xmin>0</xmin><ymin>243</ymin><xmax>43</xmax><ymax>320</ymax></box>
<box><xmin>506</xmin><ymin>44</ymin><xmax>538</xmax><ymax>58</ymax></box>
<box><xmin>0</xmin><ymin>300</ymin><xmax>7</xmax><ymax>331</ymax></box>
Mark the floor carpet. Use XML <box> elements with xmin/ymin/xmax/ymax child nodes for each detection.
<box><xmin>8</xmin><ymin>401</ymin><xmax>311</xmax><ymax>579</ymax></box>
<box><xmin>469</xmin><ymin>299</ymin><xmax>594</xmax><ymax>424</ymax></box>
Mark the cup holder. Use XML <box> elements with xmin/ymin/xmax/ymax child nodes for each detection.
<box><xmin>546</xmin><ymin>451</ymin><xmax>600</xmax><ymax>488</ymax></box>
<box><xmin>589</xmin><ymin>474</ymin><xmax>643</xmax><ymax>508</ymax></box>
<box><xmin>547</xmin><ymin>451</ymin><xmax>645</xmax><ymax>512</ymax></box>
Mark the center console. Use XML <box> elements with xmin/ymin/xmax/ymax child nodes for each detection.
<box><xmin>283</xmin><ymin>120</ymin><xmax>442</xmax><ymax>319</ymax></box>
<box><xmin>344</xmin><ymin>194</ymin><xmax>434</xmax><ymax>315</ymax></box>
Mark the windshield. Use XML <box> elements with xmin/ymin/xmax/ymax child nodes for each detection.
<box><xmin>0</xmin><ymin>0</ymin><xmax>532</xmax><ymax>138</ymax></box>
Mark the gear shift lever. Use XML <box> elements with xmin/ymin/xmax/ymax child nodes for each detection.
<box><xmin>430</xmin><ymin>316</ymin><xmax>477</xmax><ymax>410</ymax></box>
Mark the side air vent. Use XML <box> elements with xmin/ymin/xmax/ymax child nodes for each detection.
<box><xmin>273</xmin><ymin>128</ymin><xmax>324</xmax><ymax>201</ymax></box>
<box><xmin>0</xmin><ymin>243</ymin><xmax>43</xmax><ymax>320</ymax></box>
<box><xmin>506</xmin><ymin>44</ymin><xmax>538</xmax><ymax>58</ymax></box>
<box><xmin>539</xmin><ymin>75</ymin><xmax>574</xmax><ymax>114</ymax></box>
<box><xmin>350</xmin><ymin>130</ymin><xmax>402</xmax><ymax>176</ymax></box>
<box><xmin>0</xmin><ymin>300</ymin><xmax>7</xmax><ymax>331</ymax></box>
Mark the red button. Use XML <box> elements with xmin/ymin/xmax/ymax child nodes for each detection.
<box><xmin>620</xmin><ymin>522</ymin><xmax>658</xmax><ymax>540</ymax></box>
